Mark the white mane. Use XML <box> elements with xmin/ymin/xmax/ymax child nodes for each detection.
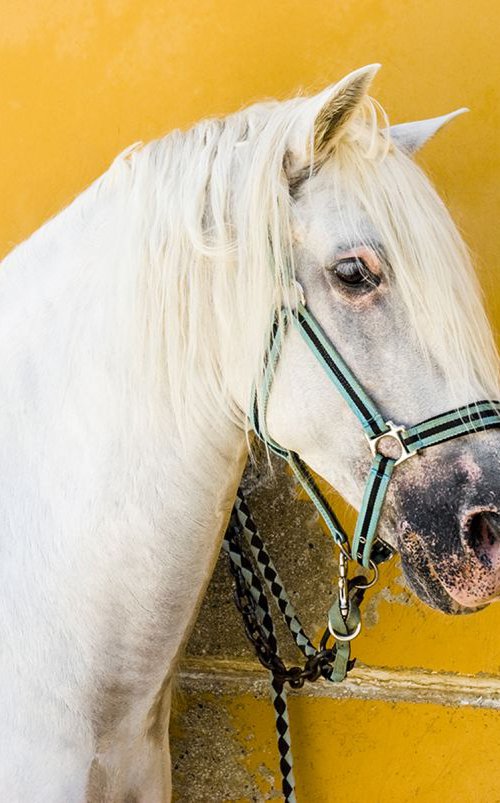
<box><xmin>9</xmin><ymin>92</ymin><xmax>497</xmax><ymax>438</ymax></box>
<box><xmin>96</xmin><ymin>99</ymin><xmax>303</xmax><ymax>436</ymax></box>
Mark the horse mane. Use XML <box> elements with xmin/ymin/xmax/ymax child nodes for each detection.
<box><xmin>102</xmin><ymin>97</ymin><xmax>302</xmax><ymax>434</ymax></box>
<box><xmin>75</xmin><ymin>92</ymin><xmax>500</xmax><ymax>436</ymax></box>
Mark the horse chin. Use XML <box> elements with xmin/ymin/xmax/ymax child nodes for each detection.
<box><xmin>396</xmin><ymin>529</ymin><xmax>489</xmax><ymax>616</ymax></box>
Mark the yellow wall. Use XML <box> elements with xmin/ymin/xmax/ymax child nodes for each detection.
<box><xmin>228</xmin><ymin>695</ymin><xmax>500</xmax><ymax>803</ymax></box>
<box><xmin>3</xmin><ymin>2</ymin><xmax>500</xmax><ymax>801</ymax></box>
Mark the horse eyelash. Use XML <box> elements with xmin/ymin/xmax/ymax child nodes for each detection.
<box><xmin>331</xmin><ymin>257</ymin><xmax>382</xmax><ymax>288</ymax></box>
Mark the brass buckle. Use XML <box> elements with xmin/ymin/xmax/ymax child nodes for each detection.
<box><xmin>367</xmin><ymin>420</ymin><xmax>417</xmax><ymax>466</ymax></box>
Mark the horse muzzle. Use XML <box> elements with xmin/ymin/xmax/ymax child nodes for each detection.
<box><xmin>393</xmin><ymin>439</ymin><xmax>500</xmax><ymax>612</ymax></box>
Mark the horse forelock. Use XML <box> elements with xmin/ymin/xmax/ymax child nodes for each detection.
<box><xmin>320</xmin><ymin>129</ymin><xmax>500</xmax><ymax>401</ymax></box>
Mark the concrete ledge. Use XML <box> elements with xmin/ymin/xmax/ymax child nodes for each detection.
<box><xmin>179</xmin><ymin>657</ymin><xmax>500</xmax><ymax>710</ymax></box>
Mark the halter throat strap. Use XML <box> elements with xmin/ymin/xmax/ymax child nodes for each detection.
<box><xmin>252</xmin><ymin>302</ymin><xmax>500</xmax><ymax>568</ymax></box>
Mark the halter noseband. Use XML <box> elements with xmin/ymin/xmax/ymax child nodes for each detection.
<box><xmin>251</xmin><ymin>299</ymin><xmax>500</xmax><ymax>569</ymax></box>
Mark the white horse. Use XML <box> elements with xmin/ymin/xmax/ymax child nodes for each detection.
<box><xmin>1</xmin><ymin>64</ymin><xmax>499</xmax><ymax>801</ymax></box>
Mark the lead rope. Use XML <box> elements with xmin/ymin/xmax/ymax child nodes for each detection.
<box><xmin>223</xmin><ymin>487</ymin><xmax>373</xmax><ymax>802</ymax></box>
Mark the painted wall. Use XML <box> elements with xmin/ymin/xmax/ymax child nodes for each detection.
<box><xmin>2</xmin><ymin>1</ymin><xmax>500</xmax><ymax>801</ymax></box>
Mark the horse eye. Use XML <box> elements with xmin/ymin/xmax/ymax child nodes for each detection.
<box><xmin>332</xmin><ymin>257</ymin><xmax>380</xmax><ymax>289</ymax></box>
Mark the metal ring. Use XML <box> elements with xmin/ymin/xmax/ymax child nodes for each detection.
<box><xmin>328</xmin><ymin>620</ymin><xmax>362</xmax><ymax>642</ymax></box>
<box><xmin>338</xmin><ymin>541</ymin><xmax>352</xmax><ymax>561</ymax></box>
<box><xmin>351</xmin><ymin>559</ymin><xmax>379</xmax><ymax>591</ymax></box>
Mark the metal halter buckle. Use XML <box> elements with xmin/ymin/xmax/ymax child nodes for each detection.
<box><xmin>367</xmin><ymin>420</ymin><xmax>417</xmax><ymax>466</ymax></box>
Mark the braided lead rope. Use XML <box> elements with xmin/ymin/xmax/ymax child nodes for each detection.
<box><xmin>224</xmin><ymin>487</ymin><xmax>360</xmax><ymax>802</ymax></box>
<box><xmin>223</xmin><ymin>507</ymin><xmax>298</xmax><ymax>802</ymax></box>
<box><xmin>270</xmin><ymin>676</ymin><xmax>297</xmax><ymax>803</ymax></box>
<box><xmin>232</xmin><ymin>488</ymin><xmax>317</xmax><ymax>658</ymax></box>
<box><xmin>229</xmin><ymin>487</ymin><xmax>356</xmax><ymax>685</ymax></box>
<box><xmin>222</xmin><ymin>516</ymin><xmax>277</xmax><ymax>646</ymax></box>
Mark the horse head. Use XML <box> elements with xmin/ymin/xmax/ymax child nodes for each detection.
<box><xmin>258</xmin><ymin>65</ymin><xmax>500</xmax><ymax>613</ymax></box>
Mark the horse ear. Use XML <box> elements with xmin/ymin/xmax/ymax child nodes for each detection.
<box><xmin>313</xmin><ymin>63</ymin><xmax>381</xmax><ymax>157</ymax></box>
<box><xmin>286</xmin><ymin>64</ymin><xmax>380</xmax><ymax>175</ymax></box>
<box><xmin>389</xmin><ymin>108</ymin><xmax>469</xmax><ymax>154</ymax></box>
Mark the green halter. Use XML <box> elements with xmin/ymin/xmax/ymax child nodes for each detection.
<box><xmin>226</xmin><ymin>296</ymin><xmax>500</xmax><ymax>803</ymax></box>
<box><xmin>251</xmin><ymin>300</ymin><xmax>500</xmax><ymax>569</ymax></box>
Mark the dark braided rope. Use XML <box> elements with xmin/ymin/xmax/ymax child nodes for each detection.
<box><xmin>223</xmin><ymin>503</ymin><xmax>298</xmax><ymax>801</ymax></box>
<box><xmin>270</xmin><ymin>676</ymin><xmax>296</xmax><ymax>803</ymax></box>
<box><xmin>223</xmin><ymin>487</ymin><xmax>360</xmax><ymax>802</ymax></box>
<box><xmin>231</xmin><ymin>489</ymin><xmax>316</xmax><ymax>658</ymax></box>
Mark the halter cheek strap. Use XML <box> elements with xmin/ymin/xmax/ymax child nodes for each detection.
<box><xmin>251</xmin><ymin>301</ymin><xmax>500</xmax><ymax>568</ymax></box>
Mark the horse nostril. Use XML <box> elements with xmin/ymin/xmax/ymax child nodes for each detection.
<box><xmin>465</xmin><ymin>511</ymin><xmax>500</xmax><ymax>570</ymax></box>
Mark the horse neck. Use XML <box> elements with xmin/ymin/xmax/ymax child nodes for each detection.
<box><xmin>0</xmin><ymin>184</ymin><xmax>250</xmax><ymax>729</ymax></box>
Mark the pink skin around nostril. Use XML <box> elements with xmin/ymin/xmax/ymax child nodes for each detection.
<box><xmin>466</xmin><ymin>511</ymin><xmax>500</xmax><ymax>570</ymax></box>
<box><xmin>440</xmin><ymin>510</ymin><xmax>500</xmax><ymax>607</ymax></box>
<box><xmin>442</xmin><ymin>575</ymin><xmax>500</xmax><ymax>608</ymax></box>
